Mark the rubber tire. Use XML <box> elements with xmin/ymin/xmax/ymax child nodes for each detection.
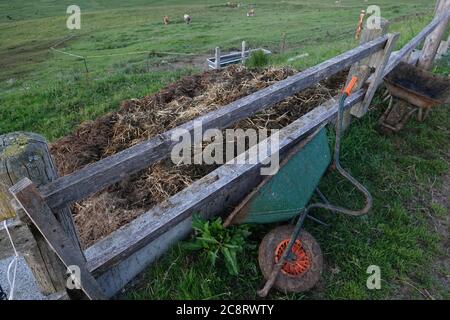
<box><xmin>258</xmin><ymin>225</ymin><xmax>323</xmax><ymax>293</ymax></box>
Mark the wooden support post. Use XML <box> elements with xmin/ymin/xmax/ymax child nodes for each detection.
<box><xmin>341</xmin><ymin>65</ymin><xmax>372</xmax><ymax>129</ymax></box>
<box><xmin>344</xmin><ymin>19</ymin><xmax>398</xmax><ymax>124</ymax></box>
<box><xmin>343</xmin><ymin>19</ymin><xmax>390</xmax><ymax>128</ymax></box>
<box><xmin>10</xmin><ymin>178</ymin><xmax>106</xmax><ymax>300</ymax></box>
<box><xmin>215</xmin><ymin>47</ymin><xmax>221</xmax><ymax>69</ymax></box>
<box><xmin>241</xmin><ymin>41</ymin><xmax>246</xmax><ymax>63</ymax></box>
<box><xmin>356</xmin><ymin>33</ymin><xmax>399</xmax><ymax>117</ymax></box>
<box><xmin>0</xmin><ymin>220</ymin><xmax>36</xmax><ymax>260</ymax></box>
<box><xmin>436</xmin><ymin>34</ymin><xmax>450</xmax><ymax>59</ymax></box>
<box><xmin>417</xmin><ymin>0</ymin><xmax>450</xmax><ymax>70</ymax></box>
<box><xmin>0</xmin><ymin>132</ymin><xmax>83</xmax><ymax>295</ymax></box>
<box><xmin>280</xmin><ymin>32</ymin><xmax>287</xmax><ymax>54</ymax></box>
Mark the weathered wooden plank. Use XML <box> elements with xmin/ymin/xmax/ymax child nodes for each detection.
<box><xmin>40</xmin><ymin>36</ymin><xmax>388</xmax><ymax>211</ymax></box>
<box><xmin>0</xmin><ymin>220</ymin><xmax>36</xmax><ymax>260</ymax></box>
<box><xmin>0</xmin><ymin>132</ymin><xmax>83</xmax><ymax>295</ymax></box>
<box><xmin>436</xmin><ymin>35</ymin><xmax>450</xmax><ymax>59</ymax></box>
<box><xmin>384</xmin><ymin>8</ymin><xmax>450</xmax><ymax>75</ymax></box>
<box><xmin>352</xmin><ymin>33</ymin><xmax>399</xmax><ymax>118</ymax></box>
<box><xmin>403</xmin><ymin>49</ymin><xmax>422</xmax><ymax>65</ymax></box>
<box><xmin>0</xmin><ymin>186</ymin><xmax>16</xmax><ymax>222</ymax></box>
<box><xmin>215</xmin><ymin>47</ymin><xmax>221</xmax><ymax>69</ymax></box>
<box><xmin>341</xmin><ymin>66</ymin><xmax>371</xmax><ymax>129</ymax></box>
<box><xmin>343</xmin><ymin>18</ymin><xmax>390</xmax><ymax>128</ymax></box>
<box><xmin>9</xmin><ymin>178</ymin><xmax>106</xmax><ymax>300</ymax></box>
<box><xmin>418</xmin><ymin>0</ymin><xmax>450</xmax><ymax>70</ymax></box>
<box><xmin>85</xmin><ymin>91</ymin><xmax>364</xmax><ymax>284</ymax></box>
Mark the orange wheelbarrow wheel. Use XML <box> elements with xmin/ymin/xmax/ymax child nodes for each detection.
<box><xmin>258</xmin><ymin>225</ymin><xmax>323</xmax><ymax>293</ymax></box>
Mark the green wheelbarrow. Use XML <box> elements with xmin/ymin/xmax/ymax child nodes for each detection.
<box><xmin>224</xmin><ymin>77</ymin><xmax>373</xmax><ymax>297</ymax></box>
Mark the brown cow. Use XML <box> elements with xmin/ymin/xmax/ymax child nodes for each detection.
<box><xmin>163</xmin><ymin>16</ymin><xmax>170</xmax><ymax>25</ymax></box>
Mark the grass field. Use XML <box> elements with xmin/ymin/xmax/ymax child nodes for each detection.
<box><xmin>0</xmin><ymin>0</ymin><xmax>436</xmax><ymax>139</ymax></box>
<box><xmin>1</xmin><ymin>0</ymin><xmax>448</xmax><ymax>300</ymax></box>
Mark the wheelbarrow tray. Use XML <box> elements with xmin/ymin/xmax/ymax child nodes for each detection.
<box><xmin>384</xmin><ymin>61</ymin><xmax>450</xmax><ymax>109</ymax></box>
<box><xmin>229</xmin><ymin>128</ymin><xmax>331</xmax><ymax>224</ymax></box>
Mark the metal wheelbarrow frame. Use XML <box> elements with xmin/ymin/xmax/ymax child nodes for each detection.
<box><xmin>225</xmin><ymin>77</ymin><xmax>373</xmax><ymax>296</ymax></box>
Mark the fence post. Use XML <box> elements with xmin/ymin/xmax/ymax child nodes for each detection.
<box><xmin>241</xmin><ymin>41</ymin><xmax>246</xmax><ymax>64</ymax></box>
<box><xmin>215</xmin><ymin>47</ymin><xmax>221</xmax><ymax>69</ymax></box>
<box><xmin>417</xmin><ymin>0</ymin><xmax>450</xmax><ymax>70</ymax></box>
<box><xmin>0</xmin><ymin>132</ymin><xmax>83</xmax><ymax>296</ymax></box>
<box><xmin>10</xmin><ymin>178</ymin><xmax>106</xmax><ymax>300</ymax></box>
<box><xmin>343</xmin><ymin>18</ymin><xmax>390</xmax><ymax>129</ymax></box>
<box><xmin>436</xmin><ymin>34</ymin><xmax>450</xmax><ymax>59</ymax></box>
<box><xmin>280</xmin><ymin>32</ymin><xmax>287</xmax><ymax>54</ymax></box>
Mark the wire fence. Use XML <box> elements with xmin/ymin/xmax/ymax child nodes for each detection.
<box><xmin>48</xmin><ymin>22</ymin><xmax>359</xmax><ymax>80</ymax></box>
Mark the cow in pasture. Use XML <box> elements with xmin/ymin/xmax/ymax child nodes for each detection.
<box><xmin>163</xmin><ymin>16</ymin><xmax>170</xmax><ymax>25</ymax></box>
<box><xmin>184</xmin><ymin>14</ymin><xmax>192</xmax><ymax>24</ymax></box>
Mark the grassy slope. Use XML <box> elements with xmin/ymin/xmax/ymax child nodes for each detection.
<box><xmin>128</xmin><ymin>58</ymin><xmax>450</xmax><ymax>300</ymax></box>
<box><xmin>0</xmin><ymin>0</ymin><xmax>434</xmax><ymax>140</ymax></box>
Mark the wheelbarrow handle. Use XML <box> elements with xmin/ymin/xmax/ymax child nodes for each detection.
<box><xmin>258</xmin><ymin>78</ymin><xmax>372</xmax><ymax>298</ymax></box>
<box><xmin>342</xmin><ymin>76</ymin><xmax>358</xmax><ymax>96</ymax></box>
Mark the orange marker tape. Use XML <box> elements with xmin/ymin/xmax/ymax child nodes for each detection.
<box><xmin>343</xmin><ymin>76</ymin><xmax>358</xmax><ymax>96</ymax></box>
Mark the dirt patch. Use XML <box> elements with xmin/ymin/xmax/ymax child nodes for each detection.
<box><xmin>0</xmin><ymin>37</ymin><xmax>75</xmax><ymax>81</ymax></box>
<box><xmin>149</xmin><ymin>53</ymin><xmax>210</xmax><ymax>72</ymax></box>
<box><xmin>50</xmin><ymin>65</ymin><xmax>347</xmax><ymax>247</ymax></box>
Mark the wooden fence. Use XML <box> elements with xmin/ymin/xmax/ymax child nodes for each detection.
<box><xmin>1</xmin><ymin>3</ymin><xmax>449</xmax><ymax>299</ymax></box>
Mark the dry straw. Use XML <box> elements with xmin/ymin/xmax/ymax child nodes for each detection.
<box><xmin>51</xmin><ymin>65</ymin><xmax>346</xmax><ymax>247</ymax></box>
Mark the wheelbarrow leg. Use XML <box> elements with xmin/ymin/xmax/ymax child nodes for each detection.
<box><xmin>379</xmin><ymin>99</ymin><xmax>418</xmax><ymax>133</ymax></box>
<box><xmin>417</xmin><ymin>107</ymin><xmax>431</xmax><ymax>122</ymax></box>
<box><xmin>423</xmin><ymin>108</ymin><xmax>431</xmax><ymax>121</ymax></box>
<box><xmin>418</xmin><ymin>107</ymin><xmax>423</xmax><ymax>122</ymax></box>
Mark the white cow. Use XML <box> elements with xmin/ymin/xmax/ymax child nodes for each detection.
<box><xmin>184</xmin><ymin>14</ymin><xmax>192</xmax><ymax>24</ymax></box>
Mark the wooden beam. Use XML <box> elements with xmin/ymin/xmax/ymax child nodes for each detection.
<box><xmin>343</xmin><ymin>18</ymin><xmax>390</xmax><ymax>128</ymax></box>
<box><xmin>436</xmin><ymin>34</ymin><xmax>450</xmax><ymax>59</ymax></box>
<box><xmin>0</xmin><ymin>220</ymin><xmax>36</xmax><ymax>260</ymax></box>
<box><xmin>384</xmin><ymin>8</ymin><xmax>450</xmax><ymax>75</ymax></box>
<box><xmin>9</xmin><ymin>178</ymin><xmax>106</xmax><ymax>300</ymax></box>
<box><xmin>342</xmin><ymin>65</ymin><xmax>371</xmax><ymax>129</ymax></box>
<box><xmin>84</xmin><ymin>92</ymin><xmax>364</xmax><ymax>291</ymax></box>
<box><xmin>352</xmin><ymin>33</ymin><xmax>399</xmax><ymax>118</ymax></box>
<box><xmin>215</xmin><ymin>47</ymin><xmax>221</xmax><ymax>69</ymax></box>
<box><xmin>0</xmin><ymin>132</ymin><xmax>83</xmax><ymax>295</ymax></box>
<box><xmin>417</xmin><ymin>0</ymin><xmax>450</xmax><ymax>70</ymax></box>
<box><xmin>40</xmin><ymin>36</ymin><xmax>388</xmax><ymax>211</ymax></box>
<box><xmin>0</xmin><ymin>186</ymin><xmax>16</xmax><ymax>222</ymax></box>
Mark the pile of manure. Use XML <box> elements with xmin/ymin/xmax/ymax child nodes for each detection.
<box><xmin>51</xmin><ymin>65</ymin><xmax>346</xmax><ymax>247</ymax></box>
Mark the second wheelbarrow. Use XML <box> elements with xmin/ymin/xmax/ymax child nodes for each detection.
<box><xmin>379</xmin><ymin>61</ymin><xmax>450</xmax><ymax>133</ymax></box>
<box><xmin>225</xmin><ymin>77</ymin><xmax>373</xmax><ymax>297</ymax></box>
